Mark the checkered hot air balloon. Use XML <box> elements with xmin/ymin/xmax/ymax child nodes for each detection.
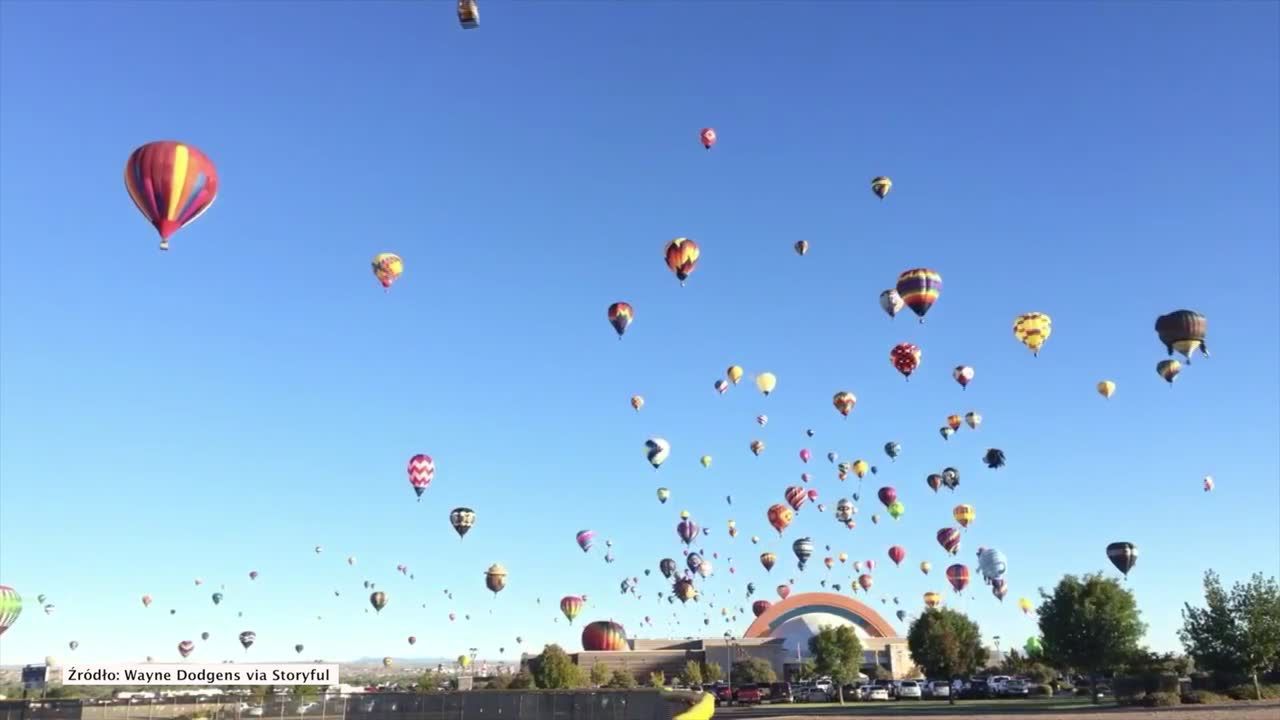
<box><xmin>407</xmin><ymin>454</ymin><xmax>435</xmax><ymax>500</ymax></box>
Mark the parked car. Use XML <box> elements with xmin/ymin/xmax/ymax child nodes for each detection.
<box><xmin>928</xmin><ymin>681</ymin><xmax>952</xmax><ymax>699</ymax></box>
<box><xmin>767</xmin><ymin>682</ymin><xmax>794</xmax><ymax>703</ymax></box>
<box><xmin>988</xmin><ymin>675</ymin><xmax>1012</xmax><ymax>695</ymax></box>
<box><xmin>873</xmin><ymin>679</ymin><xmax>898</xmax><ymax>698</ymax></box>
<box><xmin>961</xmin><ymin>679</ymin><xmax>994</xmax><ymax>699</ymax></box>
<box><xmin>711</xmin><ymin>684</ymin><xmax>733</xmax><ymax>705</ymax></box>
<box><xmin>796</xmin><ymin>685</ymin><xmax>830</xmax><ymax>702</ymax></box>
<box><xmin>734</xmin><ymin>686</ymin><xmax>762</xmax><ymax>705</ymax></box>
<box><xmin>866</xmin><ymin>686</ymin><xmax>890</xmax><ymax>701</ymax></box>
<box><xmin>246</xmin><ymin>708</ymin><xmax>265</xmax><ymax>718</ymax></box>
<box><xmin>896</xmin><ymin>680</ymin><xmax>922</xmax><ymax>699</ymax></box>
<box><xmin>1004</xmin><ymin>678</ymin><xmax>1030</xmax><ymax>697</ymax></box>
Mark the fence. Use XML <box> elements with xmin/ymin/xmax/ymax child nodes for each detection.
<box><xmin>0</xmin><ymin>691</ymin><xmax>680</xmax><ymax>720</ymax></box>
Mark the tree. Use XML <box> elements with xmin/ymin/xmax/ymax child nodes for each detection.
<box><xmin>701</xmin><ymin>661</ymin><xmax>723</xmax><ymax>684</ymax></box>
<box><xmin>793</xmin><ymin>659</ymin><xmax>816</xmax><ymax>681</ymax></box>
<box><xmin>589</xmin><ymin>662</ymin><xmax>611</xmax><ymax>687</ymax></box>
<box><xmin>606</xmin><ymin>669</ymin><xmax>637</xmax><ymax>688</ymax></box>
<box><xmin>416</xmin><ymin>671</ymin><xmax>444</xmax><ymax>693</ymax></box>
<box><xmin>731</xmin><ymin>658</ymin><xmax>777</xmax><ymax>685</ymax></box>
<box><xmin>648</xmin><ymin>671</ymin><xmax>666</xmax><ymax>688</ymax></box>
<box><xmin>1181</xmin><ymin>571</ymin><xmax>1280</xmax><ymax>700</ymax></box>
<box><xmin>679</xmin><ymin>660</ymin><xmax>703</xmax><ymax>687</ymax></box>
<box><xmin>1039</xmin><ymin>573</ymin><xmax>1146</xmax><ymax>703</ymax></box>
<box><xmin>808</xmin><ymin>625</ymin><xmax>863</xmax><ymax>704</ymax></box>
<box><xmin>863</xmin><ymin>664</ymin><xmax>887</xmax><ymax>681</ymax></box>
<box><xmin>507</xmin><ymin>671</ymin><xmax>536</xmax><ymax>689</ymax></box>
<box><xmin>907</xmin><ymin>608</ymin><xmax>986</xmax><ymax>705</ymax></box>
<box><xmin>532</xmin><ymin>644</ymin><xmax>584</xmax><ymax>689</ymax></box>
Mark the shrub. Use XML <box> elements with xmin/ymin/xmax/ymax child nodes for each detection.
<box><xmin>1226</xmin><ymin>683</ymin><xmax>1280</xmax><ymax>700</ymax></box>
<box><xmin>1143</xmin><ymin>692</ymin><xmax>1181</xmax><ymax>707</ymax></box>
<box><xmin>1030</xmin><ymin>684</ymin><xmax>1053</xmax><ymax>696</ymax></box>
<box><xmin>606</xmin><ymin>669</ymin><xmax>638</xmax><ymax>689</ymax></box>
<box><xmin>1181</xmin><ymin>690</ymin><xmax>1230</xmax><ymax>704</ymax></box>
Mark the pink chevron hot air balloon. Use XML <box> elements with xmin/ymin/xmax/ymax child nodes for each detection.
<box><xmin>407</xmin><ymin>454</ymin><xmax>435</xmax><ymax>501</ymax></box>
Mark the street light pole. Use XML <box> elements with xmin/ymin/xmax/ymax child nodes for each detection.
<box><xmin>723</xmin><ymin>633</ymin><xmax>733</xmax><ymax>705</ymax></box>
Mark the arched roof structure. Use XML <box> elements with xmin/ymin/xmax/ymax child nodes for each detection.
<box><xmin>743</xmin><ymin>592</ymin><xmax>899</xmax><ymax>640</ymax></box>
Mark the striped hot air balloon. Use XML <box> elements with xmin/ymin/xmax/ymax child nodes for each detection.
<box><xmin>407</xmin><ymin>455</ymin><xmax>435</xmax><ymax>500</ymax></box>
<box><xmin>937</xmin><ymin>527</ymin><xmax>962</xmax><ymax>555</ymax></box>
<box><xmin>124</xmin><ymin>141</ymin><xmax>219</xmax><ymax>251</ymax></box>
<box><xmin>1155</xmin><ymin>310</ymin><xmax>1209</xmax><ymax>363</ymax></box>
<box><xmin>560</xmin><ymin>595</ymin><xmax>584</xmax><ymax>624</ymax></box>
<box><xmin>895</xmin><ymin>268</ymin><xmax>942</xmax><ymax>322</ymax></box>
<box><xmin>0</xmin><ymin>586</ymin><xmax>21</xmax><ymax>636</ymax></box>
<box><xmin>581</xmin><ymin>620</ymin><xmax>628</xmax><ymax>651</ymax></box>
<box><xmin>946</xmin><ymin>564</ymin><xmax>971</xmax><ymax>593</ymax></box>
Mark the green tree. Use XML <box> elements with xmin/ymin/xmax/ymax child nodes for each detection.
<box><xmin>589</xmin><ymin>662</ymin><xmax>611</xmax><ymax>687</ymax></box>
<box><xmin>508</xmin><ymin>671</ymin><xmax>537</xmax><ymax>689</ymax></box>
<box><xmin>1180</xmin><ymin>571</ymin><xmax>1280</xmax><ymax>700</ymax></box>
<box><xmin>532</xmin><ymin>644</ymin><xmax>583</xmax><ymax>689</ymax></box>
<box><xmin>808</xmin><ymin>625</ymin><xmax>863</xmax><ymax>704</ymax></box>
<box><xmin>701</xmin><ymin>661</ymin><xmax>723</xmax><ymax>684</ymax></box>
<box><xmin>679</xmin><ymin>660</ymin><xmax>703</xmax><ymax>687</ymax></box>
<box><xmin>1039</xmin><ymin>573</ymin><xmax>1146</xmax><ymax>703</ymax></box>
<box><xmin>731</xmin><ymin>658</ymin><xmax>776</xmax><ymax>685</ymax></box>
<box><xmin>907</xmin><ymin>608</ymin><xmax>986</xmax><ymax>705</ymax></box>
<box><xmin>793</xmin><ymin>659</ymin><xmax>816</xmax><ymax>681</ymax></box>
<box><xmin>648</xmin><ymin>671</ymin><xmax>666</xmax><ymax>688</ymax></box>
<box><xmin>606</xmin><ymin>669</ymin><xmax>637</xmax><ymax>688</ymax></box>
<box><xmin>416</xmin><ymin>670</ymin><xmax>444</xmax><ymax>693</ymax></box>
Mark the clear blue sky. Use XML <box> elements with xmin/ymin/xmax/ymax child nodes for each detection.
<box><xmin>2</xmin><ymin>0</ymin><xmax>1277</xmax><ymax>667</ymax></box>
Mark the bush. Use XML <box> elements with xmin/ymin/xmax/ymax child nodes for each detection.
<box><xmin>1141</xmin><ymin>692</ymin><xmax>1177</xmax><ymax>707</ymax></box>
<box><xmin>1226</xmin><ymin>683</ymin><xmax>1280</xmax><ymax>700</ymax></box>
<box><xmin>606</xmin><ymin>669</ymin><xmax>638</xmax><ymax>689</ymax></box>
<box><xmin>1181</xmin><ymin>690</ymin><xmax>1230</xmax><ymax>704</ymax></box>
<box><xmin>1030</xmin><ymin>684</ymin><xmax>1053</xmax><ymax>696</ymax></box>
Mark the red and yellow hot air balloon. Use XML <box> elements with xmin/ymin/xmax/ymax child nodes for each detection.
<box><xmin>581</xmin><ymin>620</ymin><xmax>627</xmax><ymax>651</ymax></box>
<box><xmin>923</xmin><ymin>591</ymin><xmax>942</xmax><ymax>609</ymax></box>
<box><xmin>371</xmin><ymin>253</ymin><xmax>404</xmax><ymax>290</ymax></box>
<box><xmin>767</xmin><ymin>504</ymin><xmax>794</xmax><ymax>535</ymax></box>
<box><xmin>895</xmin><ymin>268</ymin><xmax>942</xmax><ymax>323</ymax></box>
<box><xmin>953</xmin><ymin>504</ymin><xmax>975</xmax><ymax>528</ymax></box>
<box><xmin>699</xmin><ymin>128</ymin><xmax>717</xmax><ymax>150</ymax></box>
<box><xmin>833</xmin><ymin>392</ymin><xmax>856</xmax><ymax>418</ymax></box>
<box><xmin>890</xmin><ymin>343</ymin><xmax>922</xmax><ymax>379</ymax></box>
<box><xmin>560</xmin><ymin>596</ymin><xmax>584</xmax><ymax>624</ymax></box>
<box><xmin>664</xmin><ymin>238</ymin><xmax>700</xmax><ymax>285</ymax></box>
<box><xmin>125</xmin><ymin>141</ymin><xmax>220</xmax><ymax>251</ymax></box>
<box><xmin>946</xmin><ymin>564</ymin><xmax>970</xmax><ymax>593</ymax></box>
<box><xmin>1157</xmin><ymin>359</ymin><xmax>1182</xmax><ymax>385</ymax></box>
<box><xmin>760</xmin><ymin>552</ymin><xmax>777</xmax><ymax>572</ymax></box>
<box><xmin>607</xmin><ymin>302</ymin><xmax>634</xmax><ymax>339</ymax></box>
<box><xmin>1013</xmin><ymin>312</ymin><xmax>1052</xmax><ymax>356</ymax></box>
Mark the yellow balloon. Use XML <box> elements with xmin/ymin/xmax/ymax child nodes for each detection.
<box><xmin>755</xmin><ymin>372</ymin><xmax>777</xmax><ymax>396</ymax></box>
<box><xmin>1013</xmin><ymin>312</ymin><xmax>1053</xmax><ymax>356</ymax></box>
<box><xmin>727</xmin><ymin>365</ymin><xmax>744</xmax><ymax>384</ymax></box>
<box><xmin>852</xmin><ymin>460</ymin><xmax>869</xmax><ymax>479</ymax></box>
<box><xmin>1097</xmin><ymin>380</ymin><xmax>1116</xmax><ymax>399</ymax></box>
<box><xmin>1018</xmin><ymin>597</ymin><xmax>1034</xmax><ymax>614</ymax></box>
<box><xmin>920</xmin><ymin>561</ymin><xmax>932</xmax><ymax>574</ymax></box>
<box><xmin>371</xmin><ymin>252</ymin><xmax>404</xmax><ymax>289</ymax></box>
<box><xmin>700</xmin><ymin>455</ymin><xmax>712</xmax><ymax>468</ymax></box>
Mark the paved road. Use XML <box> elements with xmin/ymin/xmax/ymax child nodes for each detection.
<box><xmin>715</xmin><ymin>699</ymin><xmax>1280</xmax><ymax>719</ymax></box>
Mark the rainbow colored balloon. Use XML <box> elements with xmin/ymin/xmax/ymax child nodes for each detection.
<box><xmin>124</xmin><ymin>141</ymin><xmax>219</xmax><ymax>251</ymax></box>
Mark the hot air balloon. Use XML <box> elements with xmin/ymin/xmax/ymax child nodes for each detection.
<box><xmin>699</xmin><ymin>128</ymin><xmax>717</xmax><ymax>150</ymax></box>
<box><xmin>656</xmin><ymin>487</ymin><xmax>670</xmax><ymax>504</ymax></box>
<box><xmin>660</xmin><ymin>558</ymin><xmax>677</xmax><ymax>579</ymax></box>
<box><xmin>727</xmin><ymin>365</ymin><xmax>744</xmax><ymax>384</ymax></box>
<box><xmin>871</xmin><ymin>176</ymin><xmax>892</xmax><ymax>200</ymax></box>
<box><xmin>793</xmin><ymin>240</ymin><xmax>809</xmax><ymax>256</ymax></box>
<box><xmin>457</xmin><ymin>0</ymin><xmax>479</xmax><ymax>28</ymax></box>
<box><xmin>1106</xmin><ymin>542</ymin><xmax>1138</xmax><ymax>578</ymax></box>
<box><xmin>752</xmin><ymin>600</ymin><xmax>772</xmax><ymax>618</ymax></box>
<box><xmin>833</xmin><ymin>392</ymin><xmax>856</xmax><ymax>417</ymax></box>
<box><xmin>895</xmin><ymin>268</ymin><xmax>942</xmax><ymax>323</ymax></box>
<box><xmin>1157</xmin><ymin>359</ymin><xmax>1182</xmax><ymax>385</ymax></box>
<box><xmin>947</xmin><ymin>415</ymin><xmax>962</xmax><ymax>431</ymax></box>
<box><xmin>211</xmin><ymin>592</ymin><xmax>223</xmax><ymax>605</ymax></box>
<box><xmin>926</xmin><ymin>473</ymin><xmax>942</xmax><ymax>493</ymax></box>
<box><xmin>798</xmin><ymin>448</ymin><xmax>812</xmax><ymax>464</ymax></box>
<box><xmin>758</xmin><ymin>552</ymin><xmax>778</xmax><ymax>573</ymax></box>
<box><xmin>1203</xmin><ymin>475</ymin><xmax>1214</xmax><ymax>492</ymax></box>
<box><xmin>677</xmin><ymin>516</ymin><xmax>699</xmax><ymax>545</ymax></box>
<box><xmin>877</xmin><ymin>487</ymin><xmax>897</xmax><ymax>507</ymax></box>
<box><xmin>142</xmin><ymin>595</ymin><xmax>153</xmax><ymax>608</ymax></box>
<box><xmin>777</xmin><ymin>585</ymin><xmax>791</xmax><ymax>601</ymax></box>
<box><xmin>0</xmin><ymin>586</ymin><xmax>22</xmax><ymax>637</ymax></box>
<box><xmin>124</xmin><ymin>141</ymin><xmax>219</xmax><ymax>251</ymax></box>
<box><xmin>484</xmin><ymin>564</ymin><xmax>508</xmax><ymax>596</ymax></box>
<box><xmin>937</xmin><ymin>528</ymin><xmax>962</xmax><ymax>555</ymax></box>
<box><xmin>953</xmin><ymin>504</ymin><xmax>975</xmax><ymax>528</ymax></box>
<box><xmin>700</xmin><ymin>455</ymin><xmax>712</xmax><ymax>468</ymax></box>
<box><xmin>942</xmin><ymin>467</ymin><xmax>960</xmax><ymax>490</ymax></box>
<box><xmin>449</xmin><ymin>508</ymin><xmax>477</xmax><ymax>539</ymax></box>
<box><xmin>238</xmin><ymin>631</ymin><xmax>255</xmax><ymax>651</ymax></box>
<box><xmin>1155</xmin><ymin>310</ymin><xmax>1209</xmax><ymax>362</ymax></box>
<box><xmin>750</xmin><ymin>440</ymin><xmax>765</xmax><ymax>456</ymax></box>
<box><xmin>884</xmin><ymin>442</ymin><xmax>901</xmax><ymax>461</ymax></box>
<box><xmin>792</xmin><ymin>538</ymin><xmax>814</xmax><ymax>569</ymax></box>
<box><xmin>853</xmin><ymin>460</ymin><xmax>870</xmax><ymax>479</ymax></box>
<box><xmin>68</xmin><ymin>640</ymin><xmax>78</xmax><ymax>651</ymax></box>
<box><xmin>673</xmin><ymin>578</ymin><xmax>697</xmax><ymax>603</ymax></box>
<box><xmin>755</xmin><ymin>372</ymin><xmax>777</xmax><ymax>396</ymax></box>
<box><xmin>1013</xmin><ymin>312</ymin><xmax>1052</xmax><ymax>356</ymax></box>
<box><xmin>582</xmin><ymin>620</ymin><xmax>628</xmax><ymax>651</ymax></box>
<box><xmin>371</xmin><ymin>253</ymin><xmax>404</xmax><ymax>290</ymax></box>
<box><xmin>607</xmin><ymin>302</ymin><xmax>634</xmax><ymax>339</ymax></box>
<box><xmin>940</xmin><ymin>427</ymin><xmax>955</xmax><ymax>441</ymax></box>
<box><xmin>1018</xmin><ymin>597</ymin><xmax>1033</xmax><ymax>615</ymax></box>
<box><xmin>714</xmin><ymin>379</ymin><xmax>729</xmax><ymax>394</ymax></box>
<box><xmin>964</xmin><ymin>412</ymin><xmax>982</xmax><ymax>430</ymax></box>
<box><xmin>887</xmin><ymin>501</ymin><xmax>905</xmax><ymax>520</ymax></box>
<box><xmin>835</xmin><ymin>499</ymin><xmax>854</xmax><ymax>523</ymax></box>
<box><xmin>923</xmin><ymin>592</ymin><xmax>942</xmax><ymax>609</ymax></box>
<box><xmin>856</xmin><ymin>574</ymin><xmax>873</xmax><ymax>592</ymax></box>
<box><xmin>1097</xmin><ymin>380</ymin><xmax>1116</xmax><ymax>399</ymax></box>
<box><xmin>920</xmin><ymin>561</ymin><xmax>932</xmax><ymax>575</ymax></box>
<box><xmin>370</xmin><ymin>591</ymin><xmax>387</xmax><ymax>612</ymax></box>
<box><xmin>408</xmin><ymin>454</ymin><xmax>435</xmax><ymax>500</ymax></box>
<box><xmin>992</xmin><ymin>581</ymin><xmax>1009</xmax><ymax>602</ymax></box>
<box><xmin>946</xmin><ymin>564</ymin><xmax>970</xmax><ymax>593</ymax></box>
<box><xmin>645</xmin><ymin>437</ymin><xmax>671</xmax><ymax>468</ymax></box>
<box><xmin>890</xmin><ymin>342</ymin><xmax>922</xmax><ymax>379</ymax></box>
<box><xmin>879</xmin><ymin>289</ymin><xmax>905</xmax><ymax>319</ymax></box>
<box><xmin>664</xmin><ymin>238</ymin><xmax>700</xmax><ymax>285</ymax></box>
<box><xmin>576</xmin><ymin>530</ymin><xmax>596</xmax><ymax>552</ymax></box>
<box><xmin>628</xmin><ymin>394</ymin><xmax>645</xmax><ymax>413</ymax></box>
<box><xmin>767</xmin><ymin>504</ymin><xmax>794</xmax><ymax>535</ymax></box>
<box><xmin>557</xmin><ymin>596</ymin><xmax>585</xmax><ymax>625</ymax></box>
<box><xmin>200</xmin><ymin>632</ymin><xmax>209</xmax><ymax>641</ymax></box>
<box><xmin>978</xmin><ymin>548</ymin><xmax>1007</xmax><ymax>584</ymax></box>
<box><xmin>983</xmin><ymin>449</ymin><xmax>1006</xmax><ymax>469</ymax></box>
<box><xmin>1024</xmin><ymin>636</ymin><xmax>1043</xmax><ymax>657</ymax></box>
<box><xmin>888</xmin><ymin>546</ymin><xmax>906</xmax><ymax>567</ymax></box>
<box><xmin>784</xmin><ymin>486</ymin><xmax>808</xmax><ymax>512</ymax></box>
<box><xmin>686</xmin><ymin>553</ymin><xmax>704</xmax><ymax>574</ymax></box>
<box><xmin>953</xmin><ymin>366</ymin><xmax>975</xmax><ymax>389</ymax></box>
